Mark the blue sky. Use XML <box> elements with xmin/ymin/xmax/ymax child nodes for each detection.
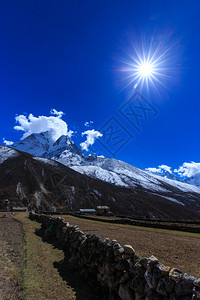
<box><xmin>1</xmin><ymin>0</ymin><xmax>200</xmax><ymax>177</ymax></box>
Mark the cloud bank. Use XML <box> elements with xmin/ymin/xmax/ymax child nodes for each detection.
<box><xmin>80</xmin><ymin>129</ymin><xmax>103</xmax><ymax>151</ymax></box>
<box><xmin>146</xmin><ymin>162</ymin><xmax>200</xmax><ymax>179</ymax></box>
<box><xmin>145</xmin><ymin>164</ymin><xmax>172</xmax><ymax>174</ymax></box>
<box><xmin>14</xmin><ymin>109</ymin><xmax>73</xmax><ymax>142</ymax></box>
<box><xmin>174</xmin><ymin>162</ymin><xmax>200</xmax><ymax>178</ymax></box>
<box><xmin>3</xmin><ymin>138</ymin><xmax>14</xmax><ymax>146</ymax></box>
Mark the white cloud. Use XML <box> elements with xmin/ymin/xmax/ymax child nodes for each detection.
<box><xmin>80</xmin><ymin>129</ymin><xmax>103</xmax><ymax>151</ymax></box>
<box><xmin>174</xmin><ymin>162</ymin><xmax>200</xmax><ymax>178</ymax></box>
<box><xmin>159</xmin><ymin>165</ymin><xmax>172</xmax><ymax>174</ymax></box>
<box><xmin>50</xmin><ymin>109</ymin><xmax>64</xmax><ymax>118</ymax></box>
<box><xmin>3</xmin><ymin>138</ymin><xmax>14</xmax><ymax>146</ymax></box>
<box><xmin>145</xmin><ymin>167</ymin><xmax>162</xmax><ymax>174</ymax></box>
<box><xmin>14</xmin><ymin>109</ymin><xmax>73</xmax><ymax>142</ymax></box>
<box><xmin>146</xmin><ymin>164</ymin><xmax>172</xmax><ymax>174</ymax></box>
<box><xmin>84</xmin><ymin>121</ymin><xmax>94</xmax><ymax>127</ymax></box>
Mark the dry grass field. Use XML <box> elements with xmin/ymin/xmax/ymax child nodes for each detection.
<box><xmin>0</xmin><ymin>212</ymin><xmax>199</xmax><ymax>299</ymax></box>
<box><xmin>60</xmin><ymin>215</ymin><xmax>200</xmax><ymax>278</ymax></box>
<box><xmin>0</xmin><ymin>212</ymin><xmax>103</xmax><ymax>300</ymax></box>
<box><xmin>0</xmin><ymin>214</ymin><xmax>24</xmax><ymax>299</ymax></box>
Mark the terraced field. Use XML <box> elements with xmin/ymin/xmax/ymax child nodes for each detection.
<box><xmin>60</xmin><ymin>215</ymin><xmax>200</xmax><ymax>277</ymax></box>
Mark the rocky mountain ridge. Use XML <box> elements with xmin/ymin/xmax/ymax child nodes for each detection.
<box><xmin>12</xmin><ymin>132</ymin><xmax>200</xmax><ymax>188</ymax></box>
<box><xmin>0</xmin><ymin>145</ymin><xmax>200</xmax><ymax>220</ymax></box>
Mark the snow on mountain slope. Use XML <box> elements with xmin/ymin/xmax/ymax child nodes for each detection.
<box><xmin>55</xmin><ymin>150</ymin><xmax>84</xmax><ymax>166</ymax></box>
<box><xmin>70</xmin><ymin>155</ymin><xmax>200</xmax><ymax>193</ymax></box>
<box><xmin>153</xmin><ymin>173</ymin><xmax>200</xmax><ymax>193</ymax></box>
<box><xmin>71</xmin><ymin>165</ymin><xmax>129</xmax><ymax>187</ymax></box>
<box><xmin>12</xmin><ymin>132</ymin><xmax>84</xmax><ymax>165</ymax></box>
<box><xmin>12</xmin><ymin>131</ymin><xmax>53</xmax><ymax>156</ymax></box>
<box><xmin>1</xmin><ymin>145</ymin><xmax>200</xmax><ymax>219</ymax></box>
<box><xmin>162</xmin><ymin>171</ymin><xmax>180</xmax><ymax>181</ymax></box>
<box><xmin>11</xmin><ymin>131</ymin><xmax>200</xmax><ymax>196</ymax></box>
<box><xmin>71</xmin><ymin>157</ymin><xmax>168</xmax><ymax>191</ymax></box>
<box><xmin>71</xmin><ymin>160</ymin><xmax>200</xmax><ymax>195</ymax></box>
<box><xmin>33</xmin><ymin>157</ymin><xmax>59</xmax><ymax>167</ymax></box>
<box><xmin>147</xmin><ymin>170</ymin><xmax>180</xmax><ymax>181</ymax></box>
<box><xmin>0</xmin><ymin>146</ymin><xmax>19</xmax><ymax>164</ymax></box>
<box><xmin>161</xmin><ymin>196</ymin><xmax>185</xmax><ymax>206</ymax></box>
<box><xmin>183</xmin><ymin>172</ymin><xmax>200</xmax><ymax>186</ymax></box>
<box><xmin>43</xmin><ymin>135</ymin><xmax>83</xmax><ymax>161</ymax></box>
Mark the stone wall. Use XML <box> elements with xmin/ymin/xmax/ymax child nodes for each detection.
<box><xmin>29</xmin><ymin>213</ymin><xmax>200</xmax><ymax>300</ymax></box>
<box><xmin>69</xmin><ymin>214</ymin><xmax>200</xmax><ymax>234</ymax></box>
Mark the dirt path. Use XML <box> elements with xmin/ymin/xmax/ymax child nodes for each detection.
<box><xmin>15</xmin><ymin>213</ymin><xmax>100</xmax><ymax>300</ymax></box>
<box><xmin>0</xmin><ymin>213</ymin><xmax>24</xmax><ymax>300</ymax></box>
<box><xmin>61</xmin><ymin>215</ymin><xmax>200</xmax><ymax>278</ymax></box>
<box><xmin>0</xmin><ymin>213</ymin><xmax>102</xmax><ymax>300</ymax></box>
<box><xmin>14</xmin><ymin>213</ymin><xmax>76</xmax><ymax>300</ymax></box>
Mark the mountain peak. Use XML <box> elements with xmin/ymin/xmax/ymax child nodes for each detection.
<box><xmin>10</xmin><ymin>131</ymin><xmax>200</xmax><ymax>187</ymax></box>
<box><xmin>44</xmin><ymin>134</ymin><xmax>84</xmax><ymax>160</ymax></box>
<box><xmin>11</xmin><ymin>131</ymin><xmax>85</xmax><ymax>166</ymax></box>
<box><xmin>12</xmin><ymin>131</ymin><xmax>54</xmax><ymax>156</ymax></box>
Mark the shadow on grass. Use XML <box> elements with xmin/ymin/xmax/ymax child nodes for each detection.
<box><xmin>53</xmin><ymin>259</ymin><xmax>104</xmax><ymax>300</ymax></box>
<box><xmin>35</xmin><ymin>228</ymin><xmax>104</xmax><ymax>300</ymax></box>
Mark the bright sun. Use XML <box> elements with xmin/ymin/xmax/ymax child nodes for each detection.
<box><xmin>138</xmin><ymin>62</ymin><xmax>153</xmax><ymax>78</ymax></box>
<box><xmin>121</xmin><ymin>41</ymin><xmax>173</xmax><ymax>92</ymax></box>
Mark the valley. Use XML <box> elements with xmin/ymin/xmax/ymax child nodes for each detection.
<box><xmin>0</xmin><ymin>212</ymin><xmax>199</xmax><ymax>300</ymax></box>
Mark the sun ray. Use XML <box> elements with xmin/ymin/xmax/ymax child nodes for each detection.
<box><xmin>120</xmin><ymin>40</ymin><xmax>175</xmax><ymax>93</ymax></box>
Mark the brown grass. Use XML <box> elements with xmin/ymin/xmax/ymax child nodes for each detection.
<box><xmin>0</xmin><ymin>213</ymin><xmax>24</xmax><ymax>299</ymax></box>
<box><xmin>14</xmin><ymin>213</ymin><xmax>77</xmax><ymax>300</ymax></box>
<box><xmin>1</xmin><ymin>212</ymin><xmax>198</xmax><ymax>299</ymax></box>
<box><xmin>60</xmin><ymin>215</ymin><xmax>200</xmax><ymax>278</ymax></box>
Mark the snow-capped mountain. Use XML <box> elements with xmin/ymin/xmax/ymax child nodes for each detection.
<box><xmin>146</xmin><ymin>170</ymin><xmax>181</xmax><ymax>182</ymax></box>
<box><xmin>11</xmin><ymin>131</ymin><xmax>200</xmax><ymax>194</ymax></box>
<box><xmin>44</xmin><ymin>135</ymin><xmax>85</xmax><ymax>166</ymax></box>
<box><xmin>71</xmin><ymin>157</ymin><xmax>200</xmax><ymax>195</ymax></box>
<box><xmin>12</xmin><ymin>131</ymin><xmax>53</xmax><ymax>157</ymax></box>
<box><xmin>12</xmin><ymin>132</ymin><xmax>84</xmax><ymax>165</ymax></box>
<box><xmin>1</xmin><ymin>144</ymin><xmax>200</xmax><ymax>219</ymax></box>
<box><xmin>183</xmin><ymin>172</ymin><xmax>200</xmax><ymax>186</ymax></box>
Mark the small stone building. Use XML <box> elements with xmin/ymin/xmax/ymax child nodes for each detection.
<box><xmin>96</xmin><ymin>206</ymin><xmax>110</xmax><ymax>216</ymax></box>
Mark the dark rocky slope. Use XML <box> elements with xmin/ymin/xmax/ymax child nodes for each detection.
<box><xmin>0</xmin><ymin>145</ymin><xmax>200</xmax><ymax>220</ymax></box>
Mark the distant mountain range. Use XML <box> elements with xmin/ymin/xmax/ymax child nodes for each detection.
<box><xmin>12</xmin><ymin>131</ymin><xmax>200</xmax><ymax>187</ymax></box>
<box><xmin>0</xmin><ymin>131</ymin><xmax>198</xmax><ymax>219</ymax></box>
<box><xmin>183</xmin><ymin>172</ymin><xmax>200</xmax><ymax>186</ymax></box>
<box><xmin>146</xmin><ymin>170</ymin><xmax>181</xmax><ymax>182</ymax></box>
<box><xmin>0</xmin><ymin>144</ymin><xmax>200</xmax><ymax>219</ymax></box>
<box><xmin>144</xmin><ymin>169</ymin><xmax>200</xmax><ymax>186</ymax></box>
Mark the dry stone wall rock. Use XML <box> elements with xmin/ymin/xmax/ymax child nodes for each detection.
<box><xmin>29</xmin><ymin>213</ymin><xmax>200</xmax><ymax>300</ymax></box>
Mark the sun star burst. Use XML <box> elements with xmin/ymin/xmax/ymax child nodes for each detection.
<box><xmin>138</xmin><ymin>62</ymin><xmax>153</xmax><ymax>77</ymax></box>
<box><xmin>121</xmin><ymin>40</ymin><xmax>174</xmax><ymax>93</ymax></box>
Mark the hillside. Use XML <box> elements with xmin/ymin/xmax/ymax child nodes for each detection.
<box><xmin>0</xmin><ymin>145</ymin><xmax>200</xmax><ymax>220</ymax></box>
